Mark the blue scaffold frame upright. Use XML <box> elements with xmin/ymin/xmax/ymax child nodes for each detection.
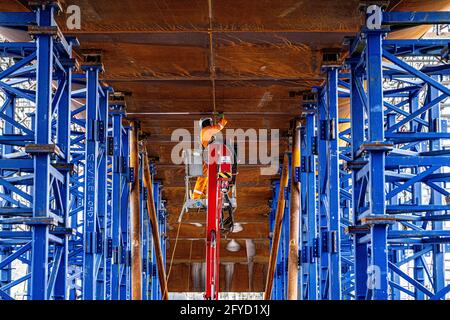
<box><xmin>0</xmin><ymin>2</ymin><xmax>166</xmax><ymax>300</ymax></box>
<box><xmin>344</xmin><ymin>4</ymin><xmax>450</xmax><ymax>300</ymax></box>
<box><xmin>299</xmin><ymin>96</ymin><xmax>319</xmax><ymax>300</ymax></box>
<box><xmin>0</xmin><ymin>2</ymin><xmax>77</xmax><ymax>300</ymax></box>
<box><xmin>290</xmin><ymin>4</ymin><xmax>450</xmax><ymax>300</ymax></box>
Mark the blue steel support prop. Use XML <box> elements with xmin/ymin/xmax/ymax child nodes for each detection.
<box><xmin>155</xmin><ymin>177</ymin><xmax>167</xmax><ymax>293</ymax></box>
<box><xmin>428</xmin><ymin>75</ymin><xmax>446</xmax><ymax>294</ymax></box>
<box><xmin>138</xmin><ymin>150</ymin><xmax>147</xmax><ymax>299</ymax></box>
<box><xmin>30</xmin><ymin>3</ymin><xmax>56</xmax><ymax>300</ymax></box>
<box><xmin>365</xmin><ymin>28</ymin><xmax>390</xmax><ymax>300</ymax></box>
<box><xmin>81</xmin><ymin>58</ymin><xmax>103</xmax><ymax>300</ymax></box>
<box><xmin>68</xmin><ymin>78</ymin><xmax>90</xmax><ymax>299</ymax></box>
<box><xmin>109</xmin><ymin>95</ymin><xmax>127</xmax><ymax>300</ymax></box>
<box><xmin>341</xmin><ymin>4</ymin><xmax>450</xmax><ymax>300</ymax></box>
<box><xmin>53</xmin><ymin>38</ymin><xmax>77</xmax><ymax>300</ymax></box>
<box><xmin>347</xmin><ymin>56</ymin><xmax>369</xmax><ymax>300</ymax></box>
<box><xmin>318</xmin><ymin>63</ymin><xmax>342</xmax><ymax>300</ymax></box>
<box><xmin>317</xmin><ymin>87</ymin><xmax>329</xmax><ymax>299</ymax></box>
<box><xmin>96</xmin><ymin>86</ymin><xmax>110</xmax><ymax>300</ymax></box>
<box><xmin>141</xmin><ymin>182</ymin><xmax>151</xmax><ymax>300</ymax></box>
<box><xmin>326</xmin><ymin>67</ymin><xmax>342</xmax><ymax>300</ymax></box>
<box><xmin>151</xmin><ymin>181</ymin><xmax>160</xmax><ymax>300</ymax></box>
<box><xmin>0</xmin><ymin>3</ymin><xmax>162</xmax><ymax>301</ymax></box>
<box><xmin>299</xmin><ymin>124</ymin><xmax>306</xmax><ymax>299</ymax></box>
<box><xmin>299</xmin><ymin>97</ymin><xmax>319</xmax><ymax>300</ymax></box>
<box><xmin>0</xmin><ymin>2</ymin><xmax>80</xmax><ymax>300</ymax></box>
<box><xmin>289</xmin><ymin>5</ymin><xmax>450</xmax><ymax>300</ymax></box>
<box><xmin>120</xmin><ymin>126</ymin><xmax>131</xmax><ymax>300</ymax></box>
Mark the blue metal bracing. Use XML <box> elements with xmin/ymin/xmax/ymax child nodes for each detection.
<box><xmin>338</xmin><ymin>102</ymin><xmax>354</xmax><ymax>300</ymax></box>
<box><xmin>284</xmin><ymin>5</ymin><xmax>450</xmax><ymax>300</ymax></box>
<box><xmin>348</xmin><ymin>6</ymin><xmax>450</xmax><ymax>299</ymax></box>
<box><xmin>344</xmin><ymin>6</ymin><xmax>450</xmax><ymax>300</ymax></box>
<box><xmin>0</xmin><ymin>3</ymin><xmax>75</xmax><ymax>300</ymax></box>
<box><xmin>0</xmin><ymin>4</ymin><xmax>166</xmax><ymax>300</ymax></box>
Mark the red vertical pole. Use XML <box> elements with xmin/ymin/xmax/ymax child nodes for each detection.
<box><xmin>215</xmin><ymin>189</ymin><xmax>222</xmax><ymax>299</ymax></box>
<box><xmin>205</xmin><ymin>144</ymin><xmax>231</xmax><ymax>300</ymax></box>
<box><xmin>205</xmin><ymin>144</ymin><xmax>219</xmax><ymax>300</ymax></box>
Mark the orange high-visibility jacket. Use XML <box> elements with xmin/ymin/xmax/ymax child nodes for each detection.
<box><xmin>200</xmin><ymin>118</ymin><xmax>227</xmax><ymax>148</ymax></box>
<box><xmin>192</xmin><ymin>117</ymin><xmax>227</xmax><ymax>199</ymax></box>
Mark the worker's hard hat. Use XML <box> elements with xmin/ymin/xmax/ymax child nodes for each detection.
<box><xmin>200</xmin><ymin>118</ymin><xmax>213</xmax><ymax>129</ymax></box>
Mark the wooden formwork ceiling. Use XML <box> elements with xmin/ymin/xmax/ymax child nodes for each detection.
<box><xmin>2</xmin><ymin>0</ymin><xmax>449</xmax><ymax>292</ymax></box>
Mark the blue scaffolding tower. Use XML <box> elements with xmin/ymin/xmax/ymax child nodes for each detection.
<box><xmin>267</xmin><ymin>4</ymin><xmax>450</xmax><ymax>300</ymax></box>
<box><xmin>345</xmin><ymin>5</ymin><xmax>450</xmax><ymax>300</ymax></box>
<box><xmin>0</xmin><ymin>2</ymin><xmax>166</xmax><ymax>300</ymax></box>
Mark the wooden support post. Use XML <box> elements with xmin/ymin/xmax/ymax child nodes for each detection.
<box><xmin>288</xmin><ymin>120</ymin><xmax>300</xmax><ymax>300</ymax></box>
<box><xmin>142</xmin><ymin>147</ymin><xmax>169</xmax><ymax>300</ymax></box>
<box><xmin>129</xmin><ymin>120</ymin><xmax>142</xmax><ymax>300</ymax></box>
<box><xmin>264</xmin><ymin>153</ymin><xmax>290</xmax><ymax>300</ymax></box>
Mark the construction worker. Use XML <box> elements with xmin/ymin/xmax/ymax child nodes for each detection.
<box><xmin>192</xmin><ymin>113</ymin><xmax>228</xmax><ymax>199</ymax></box>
